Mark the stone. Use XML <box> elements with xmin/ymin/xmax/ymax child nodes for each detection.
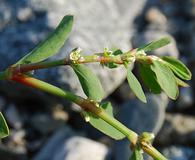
<box><xmin>132</xmin><ymin>31</ymin><xmax>179</xmax><ymax>58</ymax></box>
<box><xmin>7</xmin><ymin>130</ymin><xmax>26</xmax><ymax>153</ymax></box>
<box><xmin>33</xmin><ymin>126</ymin><xmax>75</xmax><ymax>160</ymax></box>
<box><xmin>30</xmin><ymin>113</ymin><xmax>65</xmax><ymax>135</ymax></box>
<box><xmin>0</xmin><ymin>1</ymin><xmax>12</xmax><ymax>31</ymax></box>
<box><xmin>113</xmin><ymin>93</ymin><xmax>168</xmax><ymax>160</ymax></box>
<box><xmin>190</xmin><ymin>34</ymin><xmax>195</xmax><ymax>58</ymax></box>
<box><xmin>159</xmin><ymin>0</ymin><xmax>194</xmax><ymax>58</ymax></box>
<box><xmin>33</xmin><ymin>127</ymin><xmax>108</xmax><ymax>160</ymax></box>
<box><xmin>17</xmin><ymin>7</ymin><xmax>33</xmax><ymax>22</ymax></box>
<box><xmin>176</xmin><ymin>87</ymin><xmax>194</xmax><ymax>110</ymax></box>
<box><xmin>146</xmin><ymin>7</ymin><xmax>167</xmax><ymax>30</ymax></box>
<box><xmin>155</xmin><ymin>113</ymin><xmax>195</xmax><ymax>146</ymax></box>
<box><xmin>0</xmin><ymin>129</ymin><xmax>27</xmax><ymax>160</ymax></box>
<box><xmin>52</xmin><ymin>104</ymin><xmax>69</xmax><ymax>121</ymax></box>
<box><xmin>119</xmin><ymin>93</ymin><xmax>168</xmax><ymax>134</ymax></box>
<box><xmin>4</xmin><ymin>104</ymin><xmax>23</xmax><ymax>129</ymax></box>
<box><xmin>0</xmin><ymin>0</ymin><xmax>147</xmax><ymax>101</ymax></box>
<box><xmin>53</xmin><ymin>136</ymin><xmax>108</xmax><ymax>160</ymax></box>
<box><xmin>111</xmin><ymin>81</ymin><xmax>136</xmax><ymax>102</ymax></box>
<box><xmin>162</xmin><ymin>146</ymin><xmax>195</xmax><ymax>160</ymax></box>
<box><xmin>0</xmin><ymin>96</ymin><xmax>6</xmax><ymax>110</ymax></box>
<box><xmin>0</xmin><ymin>146</ymin><xmax>27</xmax><ymax>160</ymax></box>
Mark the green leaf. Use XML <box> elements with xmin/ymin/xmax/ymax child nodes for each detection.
<box><xmin>83</xmin><ymin>102</ymin><xmax>125</xmax><ymax>140</ymax></box>
<box><xmin>72</xmin><ymin>64</ymin><xmax>104</xmax><ymax>101</ymax></box>
<box><xmin>0</xmin><ymin>112</ymin><xmax>9</xmax><ymax>138</ymax></box>
<box><xmin>161</xmin><ymin>56</ymin><xmax>191</xmax><ymax>80</ymax></box>
<box><xmin>151</xmin><ymin>60</ymin><xmax>179</xmax><ymax>99</ymax></box>
<box><xmin>175</xmin><ymin>77</ymin><xmax>189</xmax><ymax>87</ymax></box>
<box><xmin>127</xmin><ymin>68</ymin><xmax>147</xmax><ymax>103</ymax></box>
<box><xmin>104</xmin><ymin>49</ymin><xmax>123</xmax><ymax>69</ymax></box>
<box><xmin>137</xmin><ymin>37</ymin><xmax>171</xmax><ymax>52</ymax></box>
<box><xmin>139</xmin><ymin>64</ymin><xmax>161</xmax><ymax>94</ymax></box>
<box><xmin>129</xmin><ymin>147</ymin><xmax>144</xmax><ymax>160</ymax></box>
<box><xmin>104</xmin><ymin>62</ymin><xmax>118</xmax><ymax>69</ymax></box>
<box><xmin>15</xmin><ymin>15</ymin><xmax>74</xmax><ymax>65</ymax></box>
<box><xmin>113</xmin><ymin>49</ymin><xmax>123</xmax><ymax>56</ymax></box>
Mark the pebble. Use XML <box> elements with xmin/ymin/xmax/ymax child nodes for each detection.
<box><xmin>146</xmin><ymin>7</ymin><xmax>167</xmax><ymax>26</ymax></box>
<box><xmin>155</xmin><ymin>113</ymin><xmax>195</xmax><ymax>146</ymax></box>
<box><xmin>176</xmin><ymin>87</ymin><xmax>194</xmax><ymax>110</ymax></box>
<box><xmin>30</xmin><ymin>113</ymin><xmax>65</xmax><ymax>135</ymax></box>
<box><xmin>17</xmin><ymin>7</ymin><xmax>33</xmax><ymax>22</ymax></box>
<box><xmin>162</xmin><ymin>146</ymin><xmax>195</xmax><ymax>160</ymax></box>
<box><xmin>4</xmin><ymin>104</ymin><xmax>23</xmax><ymax>129</ymax></box>
<box><xmin>53</xmin><ymin>136</ymin><xmax>109</xmax><ymax>160</ymax></box>
<box><xmin>0</xmin><ymin>1</ymin><xmax>11</xmax><ymax>30</ymax></box>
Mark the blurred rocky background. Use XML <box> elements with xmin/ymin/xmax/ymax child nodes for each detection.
<box><xmin>0</xmin><ymin>0</ymin><xmax>194</xmax><ymax>159</ymax></box>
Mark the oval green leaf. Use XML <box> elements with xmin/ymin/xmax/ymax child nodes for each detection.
<box><xmin>161</xmin><ymin>56</ymin><xmax>191</xmax><ymax>80</ymax></box>
<box><xmin>15</xmin><ymin>15</ymin><xmax>74</xmax><ymax>65</ymax></box>
<box><xmin>139</xmin><ymin>64</ymin><xmax>161</xmax><ymax>94</ymax></box>
<box><xmin>72</xmin><ymin>64</ymin><xmax>104</xmax><ymax>101</ymax></box>
<box><xmin>151</xmin><ymin>60</ymin><xmax>179</xmax><ymax>100</ymax></box>
<box><xmin>83</xmin><ymin>102</ymin><xmax>125</xmax><ymax>140</ymax></box>
<box><xmin>104</xmin><ymin>49</ymin><xmax>123</xmax><ymax>69</ymax></box>
<box><xmin>137</xmin><ymin>37</ymin><xmax>171</xmax><ymax>52</ymax></box>
<box><xmin>0</xmin><ymin>112</ymin><xmax>9</xmax><ymax>138</ymax></box>
<box><xmin>127</xmin><ymin>68</ymin><xmax>147</xmax><ymax>103</ymax></box>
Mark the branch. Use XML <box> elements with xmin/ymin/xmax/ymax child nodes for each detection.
<box><xmin>12</xmin><ymin>74</ymin><xmax>138</xmax><ymax>143</ymax></box>
<box><xmin>11</xmin><ymin>74</ymin><xmax>167</xmax><ymax>159</ymax></box>
<box><xmin>8</xmin><ymin>50</ymin><xmax>137</xmax><ymax>76</ymax></box>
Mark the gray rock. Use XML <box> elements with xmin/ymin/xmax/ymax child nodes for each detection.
<box><xmin>7</xmin><ymin>130</ymin><xmax>26</xmax><ymax>153</ymax></box>
<box><xmin>145</xmin><ymin>7</ymin><xmax>167</xmax><ymax>31</ymax></box>
<box><xmin>4</xmin><ymin>103</ymin><xmax>23</xmax><ymax>129</ymax></box>
<box><xmin>0</xmin><ymin>1</ymin><xmax>12</xmax><ymax>30</ymax></box>
<box><xmin>53</xmin><ymin>136</ymin><xmax>108</xmax><ymax>160</ymax></box>
<box><xmin>0</xmin><ymin>145</ymin><xmax>27</xmax><ymax>160</ymax></box>
<box><xmin>119</xmin><ymin>93</ymin><xmax>168</xmax><ymax>134</ymax></box>
<box><xmin>155</xmin><ymin>113</ymin><xmax>195</xmax><ymax>146</ymax></box>
<box><xmin>162</xmin><ymin>146</ymin><xmax>195</xmax><ymax>160</ymax></box>
<box><xmin>113</xmin><ymin>93</ymin><xmax>168</xmax><ymax>160</ymax></box>
<box><xmin>0</xmin><ymin>96</ymin><xmax>6</xmax><ymax>110</ymax></box>
<box><xmin>176</xmin><ymin>87</ymin><xmax>194</xmax><ymax>110</ymax></box>
<box><xmin>17</xmin><ymin>7</ymin><xmax>33</xmax><ymax>22</ymax></box>
<box><xmin>0</xmin><ymin>129</ymin><xmax>27</xmax><ymax>160</ymax></box>
<box><xmin>33</xmin><ymin>127</ymin><xmax>109</xmax><ymax>160</ymax></box>
<box><xmin>33</xmin><ymin>126</ymin><xmax>75</xmax><ymax>160</ymax></box>
<box><xmin>0</xmin><ymin>0</ymin><xmax>147</xmax><ymax>101</ymax></box>
<box><xmin>190</xmin><ymin>34</ymin><xmax>195</xmax><ymax>58</ymax></box>
<box><xmin>132</xmin><ymin>31</ymin><xmax>179</xmax><ymax>58</ymax></box>
<box><xmin>30</xmin><ymin>113</ymin><xmax>65</xmax><ymax>135</ymax></box>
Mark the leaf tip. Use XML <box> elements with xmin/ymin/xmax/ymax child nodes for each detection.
<box><xmin>64</xmin><ymin>14</ymin><xmax>74</xmax><ymax>20</ymax></box>
<box><xmin>162</xmin><ymin>36</ymin><xmax>171</xmax><ymax>44</ymax></box>
<box><xmin>62</xmin><ymin>14</ymin><xmax>74</xmax><ymax>27</ymax></box>
<box><xmin>142</xmin><ymin>98</ymin><xmax>147</xmax><ymax>103</ymax></box>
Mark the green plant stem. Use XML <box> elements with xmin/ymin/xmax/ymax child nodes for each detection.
<box><xmin>11</xmin><ymin>74</ymin><xmax>138</xmax><ymax>143</ymax></box>
<box><xmin>141</xmin><ymin>142</ymin><xmax>167</xmax><ymax>160</ymax></box>
<box><xmin>9</xmin><ymin>51</ymin><xmax>135</xmax><ymax>75</ymax></box>
<box><xmin>12</xmin><ymin>74</ymin><xmax>80</xmax><ymax>103</ymax></box>
<box><xmin>11</xmin><ymin>59</ymin><xmax>69</xmax><ymax>75</ymax></box>
<box><xmin>98</xmin><ymin>107</ymin><xmax>138</xmax><ymax>143</ymax></box>
<box><xmin>11</xmin><ymin>74</ymin><xmax>167</xmax><ymax>160</ymax></box>
<box><xmin>79</xmin><ymin>99</ymin><xmax>138</xmax><ymax>144</ymax></box>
